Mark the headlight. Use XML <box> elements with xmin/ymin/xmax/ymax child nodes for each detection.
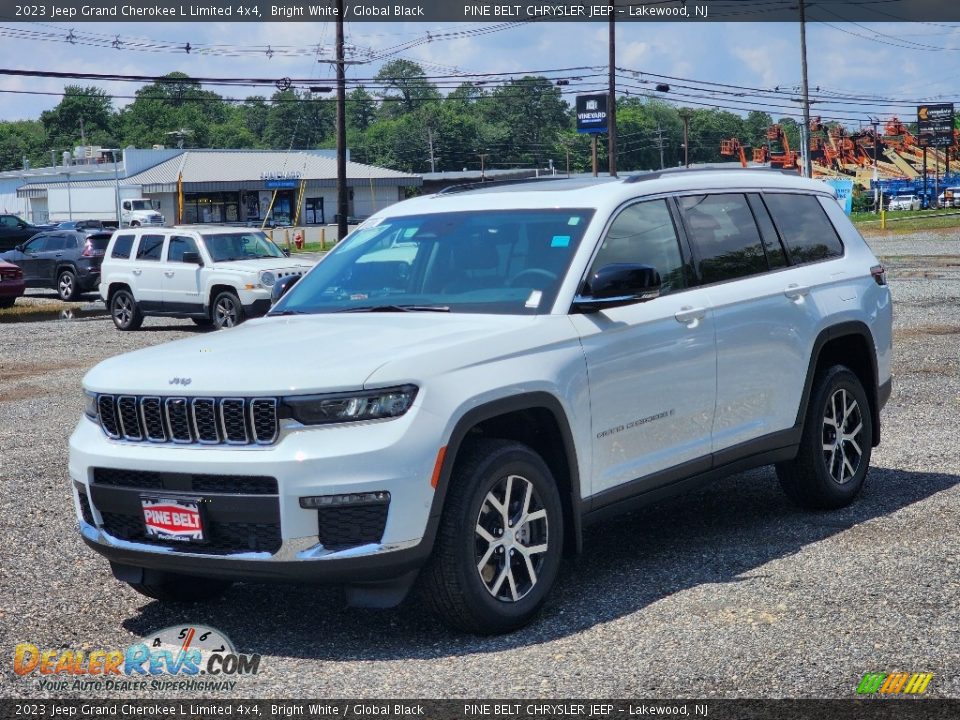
<box><xmin>282</xmin><ymin>385</ymin><xmax>418</xmax><ymax>425</ymax></box>
<box><xmin>83</xmin><ymin>391</ymin><xmax>98</xmax><ymax>420</ymax></box>
<box><xmin>259</xmin><ymin>271</ymin><xmax>276</xmax><ymax>288</ymax></box>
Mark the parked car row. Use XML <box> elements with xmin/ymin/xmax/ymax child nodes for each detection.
<box><xmin>0</xmin><ymin>230</ymin><xmax>111</xmax><ymax>301</ymax></box>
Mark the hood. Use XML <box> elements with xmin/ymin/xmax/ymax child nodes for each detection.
<box><xmin>83</xmin><ymin>313</ymin><xmax>545</xmax><ymax>396</ymax></box>
<box><xmin>209</xmin><ymin>257</ymin><xmax>313</xmax><ymax>274</ymax></box>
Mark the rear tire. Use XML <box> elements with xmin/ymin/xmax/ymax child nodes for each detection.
<box><xmin>776</xmin><ymin>365</ymin><xmax>873</xmax><ymax>510</ymax></box>
<box><xmin>419</xmin><ymin>438</ymin><xmax>564</xmax><ymax>634</ymax></box>
<box><xmin>110</xmin><ymin>289</ymin><xmax>143</xmax><ymax>331</ymax></box>
<box><xmin>0</xmin><ymin>298</ymin><xmax>14</xmax><ymax>309</ymax></box>
<box><xmin>57</xmin><ymin>269</ymin><xmax>79</xmax><ymax>301</ymax></box>
<box><xmin>127</xmin><ymin>571</ymin><xmax>232</xmax><ymax>603</ymax></box>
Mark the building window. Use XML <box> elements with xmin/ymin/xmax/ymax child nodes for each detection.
<box><xmin>305</xmin><ymin>197</ymin><xmax>325</xmax><ymax>225</ymax></box>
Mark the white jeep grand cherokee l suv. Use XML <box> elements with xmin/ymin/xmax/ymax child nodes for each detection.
<box><xmin>71</xmin><ymin>170</ymin><xmax>892</xmax><ymax>634</ymax></box>
<box><xmin>99</xmin><ymin>226</ymin><xmax>312</xmax><ymax>330</ymax></box>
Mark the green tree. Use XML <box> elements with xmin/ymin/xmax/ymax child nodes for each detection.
<box><xmin>40</xmin><ymin>86</ymin><xmax>115</xmax><ymax>150</ymax></box>
<box><xmin>482</xmin><ymin>76</ymin><xmax>568</xmax><ymax>167</ymax></box>
<box><xmin>744</xmin><ymin>110</ymin><xmax>774</xmax><ymax>149</ymax></box>
<box><xmin>0</xmin><ymin>120</ymin><xmax>48</xmax><ymax>172</ymax></box>
<box><xmin>263</xmin><ymin>90</ymin><xmax>335</xmax><ymax>149</ymax></box>
<box><xmin>374</xmin><ymin>60</ymin><xmax>440</xmax><ymax>119</ymax></box>
<box><xmin>347</xmin><ymin>87</ymin><xmax>377</xmax><ymax>132</ymax></box>
<box><xmin>117</xmin><ymin>72</ymin><xmax>228</xmax><ymax>148</ymax></box>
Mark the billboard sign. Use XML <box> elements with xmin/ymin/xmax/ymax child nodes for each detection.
<box><xmin>917</xmin><ymin>103</ymin><xmax>954</xmax><ymax>148</ymax></box>
<box><xmin>576</xmin><ymin>94</ymin><xmax>608</xmax><ymax>134</ymax></box>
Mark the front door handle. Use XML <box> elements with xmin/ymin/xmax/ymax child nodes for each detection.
<box><xmin>784</xmin><ymin>283</ymin><xmax>810</xmax><ymax>301</ymax></box>
<box><xmin>675</xmin><ymin>306</ymin><xmax>707</xmax><ymax>326</ymax></box>
<box><xmin>164</xmin><ymin>271</ymin><xmax>175</xmax><ymax>277</ymax></box>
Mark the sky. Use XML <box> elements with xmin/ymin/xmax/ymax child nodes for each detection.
<box><xmin>1</xmin><ymin>19</ymin><xmax>960</xmax><ymax>128</ymax></box>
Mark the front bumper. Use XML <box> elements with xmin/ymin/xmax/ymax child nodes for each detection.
<box><xmin>69</xmin><ymin>405</ymin><xmax>443</xmax><ymax>584</ymax></box>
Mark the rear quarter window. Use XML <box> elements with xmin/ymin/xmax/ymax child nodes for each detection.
<box><xmin>110</xmin><ymin>234</ymin><xmax>135</xmax><ymax>259</ymax></box>
<box><xmin>763</xmin><ymin>193</ymin><xmax>844</xmax><ymax>264</ymax></box>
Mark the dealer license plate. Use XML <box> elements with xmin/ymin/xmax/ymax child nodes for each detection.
<box><xmin>141</xmin><ymin>497</ymin><xmax>205</xmax><ymax>542</ymax></box>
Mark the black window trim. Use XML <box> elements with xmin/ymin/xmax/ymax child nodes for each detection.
<box><xmin>760</xmin><ymin>189</ymin><xmax>846</xmax><ymax>266</ymax></box>
<box><xmin>110</xmin><ymin>233</ymin><xmax>136</xmax><ymax>260</ymax></box>
<box><xmin>570</xmin><ymin>193</ymin><xmax>696</xmax><ymax>311</ymax></box>
<box><xmin>135</xmin><ymin>233</ymin><xmax>167</xmax><ymax>262</ymax></box>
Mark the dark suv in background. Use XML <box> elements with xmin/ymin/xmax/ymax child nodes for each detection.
<box><xmin>0</xmin><ymin>230</ymin><xmax>111</xmax><ymax>301</ymax></box>
<box><xmin>0</xmin><ymin>214</ymin><xmax>42</xmax><ymax>252</ymax></box>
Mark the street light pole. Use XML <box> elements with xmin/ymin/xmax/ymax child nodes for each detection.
<box><xmin>607</xmin><ymin>3</ymin><xmax>617</xmax><ymax>177</ymax></box>
<box><xmin>335</xmin><ymin>0</ymin><xmax>349</xmax><ymax>242</ymax></box>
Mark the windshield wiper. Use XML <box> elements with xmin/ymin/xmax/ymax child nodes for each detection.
<box><xmin>268</xmin><ymin>309</ymin><xmax>311</xmax><ymax>316</ymax></box>
<box><xmin>336</xmin><ymin>304</ymin><xmax>451</xmax><ymax>313</ymax></box>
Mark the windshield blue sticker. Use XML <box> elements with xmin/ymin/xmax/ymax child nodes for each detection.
<box><xmin>568</xmin><ymin>216</ymin><xmax>581</xmax><ymax>226</ymax></box>
<box><xmin>551</xmin><ymin>235</ymin><xmax>571</xmax><ymax>247</ymax></box>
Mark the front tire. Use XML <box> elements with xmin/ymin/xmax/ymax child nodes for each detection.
<box><xmin>212</xmin><ymin>291</ymin><xmax>244</xmax><ymax>329</ymax></box>
<box><xmin>127</xmin><ymin>571</ymin><xmax>232</xmax><ymax>603</ymax></box>
<box><xmin>776</xmin><ymin>365</ymin><xmax>873</xmax><ymax>509</ymax></box>
<box><xmin>0</xmin><ymin>297</ymin><xmax>14</xmax><ymax>309</ymax></box>
<box><xmin>57</xmin><ymin>269</ymin><xmax>79</xmax><ymax>301</ymax></box>
<box><xmin>110</xmin><ymin>289</ymin><xmax>143</xmax><ymax>331</ymax></box>
<box><xmin>419</xmin><ymin>438</ymin><xmax>564</xmax><ymax>634</ymax></box>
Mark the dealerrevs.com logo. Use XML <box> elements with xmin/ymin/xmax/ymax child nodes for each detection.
<box><xmin>856</xmin><ymin>672</ymin><xmax>934</xmax><ymax>695</ymax></box>
<box><xmin>14</xmin><ymin>625</ymin><xmax>260</xmax><ymax>692</ymax></box>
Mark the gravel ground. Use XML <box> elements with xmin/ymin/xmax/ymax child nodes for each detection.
<box><xmin>1</xmin><ymin>232</ymin><xmax>958</xmax><ymax>700</ymax></box>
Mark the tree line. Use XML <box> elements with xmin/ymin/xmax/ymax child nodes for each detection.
<box><xmin>0</xmin><ymin>60</ymin><xmax>804</xmax><ymax>176</ymax></box>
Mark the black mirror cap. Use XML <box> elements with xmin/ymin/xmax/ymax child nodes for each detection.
<box><xmin>182</xmin><ymin>251</ymin><xmax>203</xmax><ymax>265</ymax></box>
<box><xmin>271</xmin><ymin>274</ymin><xmax>301</xmax><ymax>305</ymax></box>
<box><xmin>282</xmin><ymin>248</ymin><xmax>291</xmax><ymax>257</ymax></box>
<box><xmin>574</xmin><ymin>263</ymin><xmax>661</xmax><ymax>313</ymax></box>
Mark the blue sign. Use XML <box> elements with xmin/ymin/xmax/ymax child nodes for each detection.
<box><xmin>265</xmin><ymin>179</ymin><xmax>298</xmax><ymax>189</ymax></box>
<box><xmin>576</xmin><ymin>94</ymin><xmax>608</xmax><ymax>135</ymax></box>
<box><xmin>825</xmin><ymin>179</ymin><xmax>854</xmax><ymax>214</ymax></box>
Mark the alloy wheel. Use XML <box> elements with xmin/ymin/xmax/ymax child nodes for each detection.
<box><xmin>822</xmin><ymin>388</ymin><xmax>864</xmax><ymax>484</ymax></box>
<box><xmin>475</xmin><ymin>474</ymin><xmax>549</xmax><ymax>602</ymax></box>
<box><xmin>114</xmin><ymin>294</ymin><xmax>132</xmax><ymax>326</ymax></box>
<box><xmin>215</xmin><ymin>297</ymin><xmax>238</xmax><ymax>328</ymax></box>
<box><xmin>58</xmin><ymin>273</ymin><xmax>74</xmax><ymax>300</ymax></box>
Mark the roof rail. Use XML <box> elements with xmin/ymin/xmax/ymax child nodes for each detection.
<box><xmin>624</xmin><ymin>166</ymin><xmax>801</xmax><ymax>183</ymax></box>
<box><xmin>435</xmin><ymin>175</ymin><xmax>575</xmax><ymax>195</ymax></box>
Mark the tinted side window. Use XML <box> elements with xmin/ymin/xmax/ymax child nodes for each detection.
<box><xmin>590</xmin><ymin>199</ymin><xmax>687</xmax><ymax>295</ymax></box>
<box><xmin>764</xmin><ymin>193</ymin><xmax>843</xmax><ymax>263</ymax></box>
<box><xmin>45</xmin><ymin>236</ymin><xmax>68</xmax><ymax>252</ymax></box>
<box><xmin>678</xmin><ymin>194</ymin><xmax>767</xmax><ymax>284</ymax></box>
<box><xmin>747</xmin><ymin>194</ymin><xmax>788</xmax><ymax>269</ymax></box>
<box><xmin>167</xmin><ymin>235</ymin><xmax>199</xmax><ymax>263</ymax></box>
<box><xmin>136</xmin><ymin>234</ymin><xmax>165</xmax><ymax>261</ymax></box>
<box><xmin>0</xmin><ymin>216</ymin><xmax>18</xmax><ymax>229</ymax></box>
<box><xmin>111</xmin><ymin>234</ymin><xmax>134</xmax><ymax>259</ymax></box>
<box><xmin>24</xmin><ymin>235</ymin><xmax>48</xmax><ymax>252</ymax></box>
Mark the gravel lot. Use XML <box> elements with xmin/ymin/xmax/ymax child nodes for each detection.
<box><xmin>1</xmin><ymin>231</ymin><xmax>958</xmax><ymax>699</ymax></box>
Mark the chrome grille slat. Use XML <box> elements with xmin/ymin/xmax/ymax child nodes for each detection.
<box><xmin>93</xmin><ymin>394</ymin><xmax>278</xmax><ymax>446</ymax></box>
<box><xmin>97</xmin><ymin>395</ymin><xmax>120</xmax><ymax>438</ymax></box>
<box><xmin>192</xmin><ymin>398</ymin><xmax>220</xmax><ymax>444</ymax></box>
<box><xmin>165</xmin><ymin>398</ymin><xmax>193</xmax><ymax>443</ymax></box>
<box><xmin>140</xmin><ymin>397</ymin><xmax>166</xmax><ymax>442</ymax></box>
<box><xmin>221</xmin><ymin>398</ymin><xmax>249</xmax><ymax>444</ymax></box>
<box><xmin>117</xmin><ymin>396</ymin><xmax>143</xmax><ymax>441</ymax></box>
<box><xmin>250</xmin><ymin>399</ymin><xmax>278</xmax><ymax>444</ymax></box>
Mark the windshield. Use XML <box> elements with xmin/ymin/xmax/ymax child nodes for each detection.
<box><xmin>129</xmin><ymin>200</ymin><xmax>152</xmax><ymax>211</ymax></box>
<box><xmin>202</xmin><ymin>231</ymin><xmax>284</xmax><ymax>262</ymax></box>
<box><xmin>273</xmin><ymin>208</ymin><xmax>594</xmax><ymax>316</ymax></box>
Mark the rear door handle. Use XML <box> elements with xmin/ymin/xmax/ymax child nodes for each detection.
<box><xmin>784</xmin><ymin>283</ymin><xmax>810</xmax><ymax>300</ymax></box>
<box><xmin>132</xmin><ymin>269</ymin><xmax>142</xmax><ymax>276</ymax></box>
<box><xmin>164</xmin><ymin>271</ymin><xmax>175</xmax><ymax>277</ymax></box>
<box><xmin>675</xmin><ymin>306</ymin><xmax>707</xmax><ymax>326</ymax></box>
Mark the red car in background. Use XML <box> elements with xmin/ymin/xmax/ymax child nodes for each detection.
<box><xmin>0</xmin><ymin>259</ymin><xmax>25</xmax><ymax>308</ymax></box>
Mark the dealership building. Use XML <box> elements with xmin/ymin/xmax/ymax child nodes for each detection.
<box><xmin>0</xmin><ymin>147</ymin><xmax>421</xmax><ymax>226</ymax></box>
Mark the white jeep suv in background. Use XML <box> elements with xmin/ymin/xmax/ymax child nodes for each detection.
<box><xmin>99</xmin><ymin>226</ymin><xmax>312</xmax><ymax>330</ymax></box>
<box><xmin>71</xmin><ymin>170</ymin><xmax>892</xmax><ymax>634</ymax></box>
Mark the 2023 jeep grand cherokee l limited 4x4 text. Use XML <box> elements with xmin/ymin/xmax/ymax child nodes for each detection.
<box><xmin>70</xmin><ymin>170</ymin><xmax>892</xmax><ymax>634</ymax></box>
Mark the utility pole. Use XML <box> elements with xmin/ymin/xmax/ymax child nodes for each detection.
<box><xmin>870</xmin><ymin>117</ymin><xmax>880</xmax><ymax>212</ymax></box>
<box><xmin>679</xmin><ymin>108</ymin><xmax>692</xmax><ymax>168</ymax></box>
<box><xmin>798</xmin><ymin>0</ymin><xmax>813</xmax><ymax>178</ymax></box>
<box><xmin>607</xmin><ymin>2</ymin><xmax>617</xmax><ymax>177</ymax></box>
<box><xmin>477</xmin><ymin>153</ymin><xmax>488</xmax><ymax>180</ymax></box>
<box><xmin>655</xmin><ymin>125</ymin><xmax>666</xmax><ymax>170</ymax></box>
<box><xmin>426</xmin><ymin>128</ymin><xmax>437</xmax><ymax>173</ymax></box>
<box><xmin>335</xmin><ymin>0</ymin><xmax>348</xmax><ymax>242</ymax></box>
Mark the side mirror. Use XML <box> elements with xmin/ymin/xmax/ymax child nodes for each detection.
<box><xmin>282</xmin><ymin>248</ymin><xmax>291</xmax><ymax>257</ymax></box>
<box><xmin>271</xmin><ymin>274</ymin><xmax>301</xmax><ymax>305</ymax></box>
<box><xmin>14</xmin><ymin>243</ymin><xmax>23</xmax><ymax>252</ymax></box>
<box><xmin>573</xmin><ymin>263</ymin><xmax>661</xmax><ymax>314</ymax></box>
<box><xmin>18</xmin><ymin>222</ymin><xmax>28</xmax><ymax>229</ymax></box>
<box><xmin>182</xmin><ymin>251</ymin><xmax>203</xmax><ymax>265</ymax></box>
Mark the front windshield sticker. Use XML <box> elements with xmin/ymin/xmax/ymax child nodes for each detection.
<box><xmin>525</xmin><ymin>290</ymin><xmax>543</xmax><ymax>309</ymax></box>
<box><xmin>551</xmin><ymin>235</ymin><xmax>571</xmax><ymax>247</ymax></box>
<box><xmin>568</xmin><ymin>216</ymin><xmax>582</xmax><ymax>226</ymax></box>
<box><xmin>403</xmin><ymin>227</ymin><xmax>418</xmax><ymax>238</ymax></box>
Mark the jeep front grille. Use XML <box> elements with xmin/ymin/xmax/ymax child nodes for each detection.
<box><xmin>94</xmin><ymin>395</ymin><xmax>278</xmax><ymax>446</ymax></box>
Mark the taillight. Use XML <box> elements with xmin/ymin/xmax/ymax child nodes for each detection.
<box><xmin>82</xmin><ymin>241</ymin><xmax>105</xmax><ymax>258</ymax></box>
<box><xmin>1</xmin><ymin>267</ymin><xmax>22</xmax><ymax>280</ymax></box>
<box><xmin>870</xmin><ymin>264</ymin><xmax>887</xmax><ymax>286</ymax></box>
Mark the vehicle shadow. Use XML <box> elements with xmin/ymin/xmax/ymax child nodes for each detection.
<box><xmin>122</xmin><ymin>465</ymin><xmax>957</xmax><ymax>659</ymax></box>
